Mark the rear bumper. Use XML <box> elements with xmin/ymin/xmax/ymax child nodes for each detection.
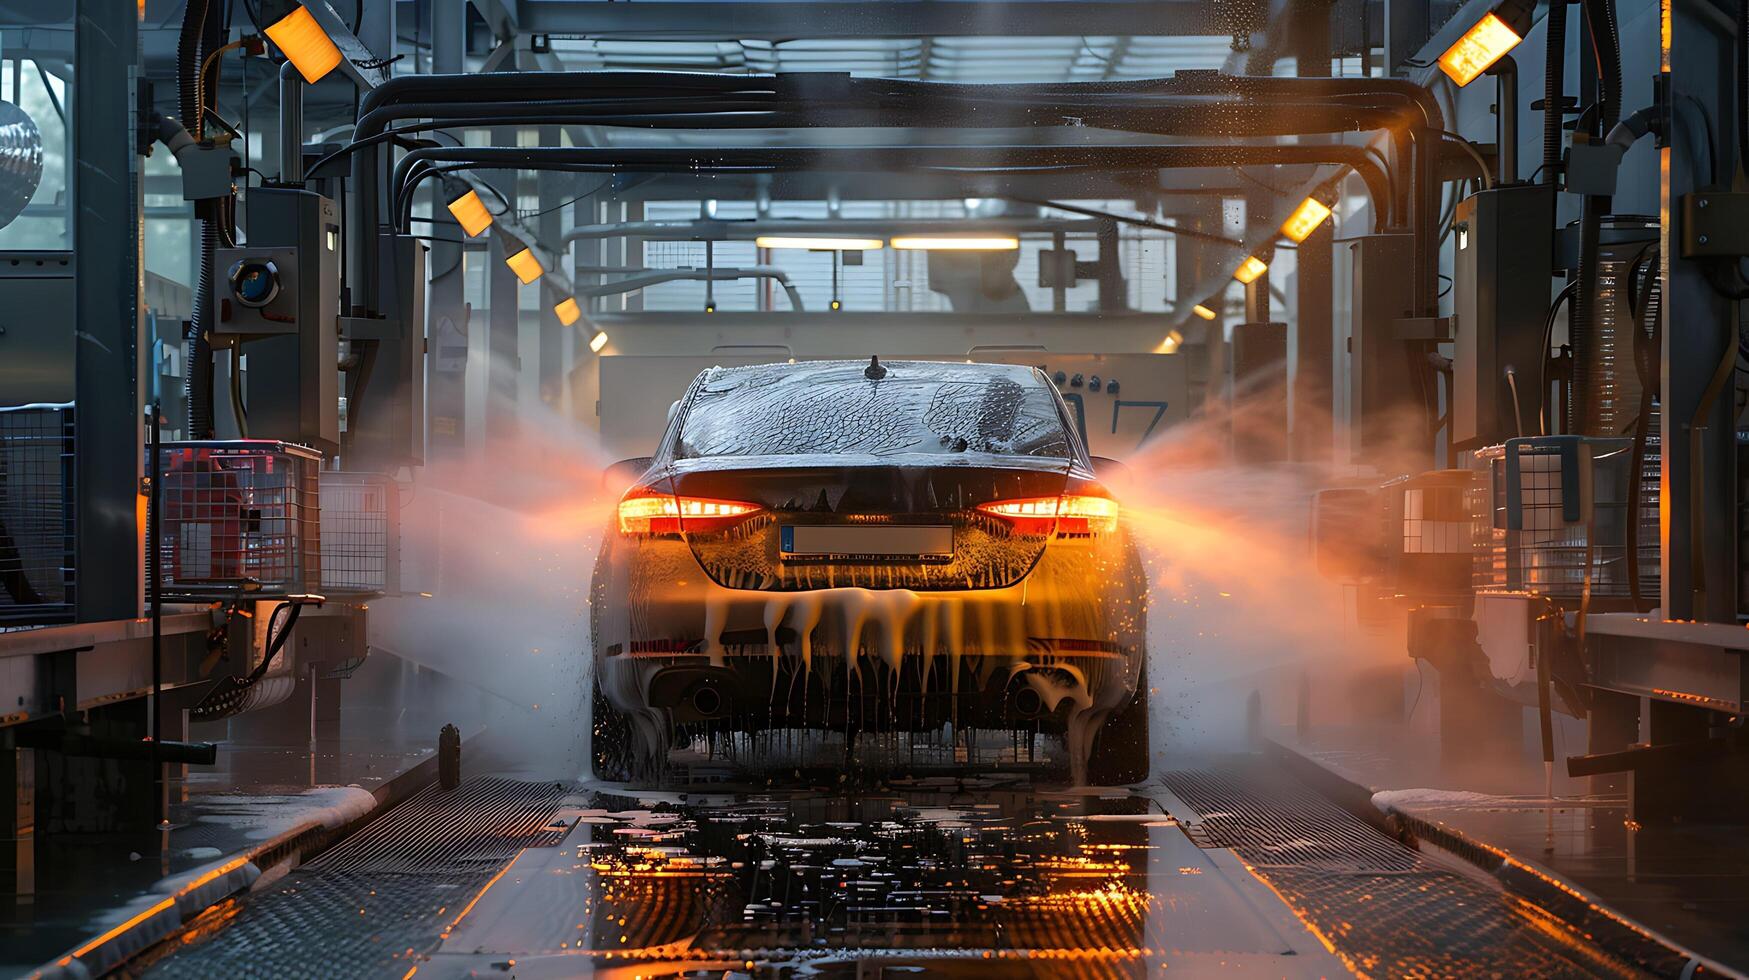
<box><xmin>591</xmin><ymin>538</ymin><xmax>1146</xmax><ymax>729</ymax></box>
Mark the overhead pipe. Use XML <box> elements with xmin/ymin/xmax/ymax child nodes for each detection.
<box><xmin>343</xmin><ymin>70</ymin><xmax>1441</xmax><ymax>312</ymax></box>
<box><xmin>392</xmin><ymin>143</ymin><xmax>1400</xmax><ymax>236</ymax></box>
<box><xmin>574</xmin><ymin>265</ymin><xmax>806</xmax><ymax>310</ymax></box>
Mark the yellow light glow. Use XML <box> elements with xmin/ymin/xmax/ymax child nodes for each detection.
<box><xmin>755</xmin><ymin>236</ymin><xmax>885</xmax><ymax>251</ymax></box>
<box><xmin>589</xmin><ymin>331</ymin><xmax>609</xmax><ymax>353</ymax></box>
<box><xmin>446</xmin><ymin>190</ymin><xmax>493</xmax><ymax>238</ymax></box>
<box><xmin>554</xmin><ymin>297</ymin><xmax>581</xmax><ymax>326</ymax></box>
<box><xmin>505</xmin><ymin>247</ymin><xmax>543</xmax><ymax>285</ymax></box>
<box><xmin>1279</xmin><ymin>197</ymin><xmax>1333</xmax><ymax>243</ymax></box>
<box><xmin>1438</xmin><ymin>12</ymin><xmax>1523</xmax><ymax>87</ymax></box>
<box><xmin>1160</xmin><ymin>329</ymin><xmax>1184</xmax><ymax>354</ymax></box>
<box><xmin>264</xmin><ymin>5</ymin><xmax>343</xmax><ymax>84</ymax></box>
<box><xmin>889</xmin><ymin>235</ymin><xmax>1020</xmax><ymax>251</ymax></box>
<box><xmin>1233</xmin><ymin>255</ymin><xmax>1268</xmax><ymax>284</ymax></box>
<box><xmin>1192</xmin><ymin>303</ymin><xmax>1217</xmax><ymax>321</ymax></box>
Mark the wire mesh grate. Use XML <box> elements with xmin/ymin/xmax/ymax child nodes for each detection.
<box><xmin>0</xmin><ymin>402</ymin><xmax>75</xmax><ymax>625</ymax></box>
<box><xmin>1503</xmin><ymin>433</ymin><xmax>1659</xmax><ymax>600</ymax></box>
<box><xmin>153</xmin><ymin>441</ymin><xmax>321</xmax><ymax>601</ymax></box>
<box><xmin>318</xmin><ymin>471</ymin><xmax>396</xmax><ymax>595</ymax></box>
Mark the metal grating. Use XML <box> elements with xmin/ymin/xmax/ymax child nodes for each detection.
<box><xmin>146</xmin><ymin>778</ymin><xmax>571</xmax><ymax>979</ymax></box>
<box><xmin>1162</xmin><ymin>764</ymin><xmax>1642</xmax><ymax>977</ymax></box>
<box><xmin>546</xmin><ymin>34</ymin><xmax>1241</xmax><ymax>82</ymax></box>
<box><xmin>0</xmin><ymin>402</ymin><xmax>74</xmax><ymax>625</ymax></box>
<box><xmin>318</xmin><ymin>471</ymin><xmax>397</xmax><ymax>596</ymax></box>
<box><xmin>312</xmin><ymin>777</ymin><xmax>572</xmax><ymax>875</ymax></box>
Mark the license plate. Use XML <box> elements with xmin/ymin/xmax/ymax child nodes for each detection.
<box><xmin>780</xmin><ymin>524</ymin><xmax>953</xmax><ymax>563</ymax></box>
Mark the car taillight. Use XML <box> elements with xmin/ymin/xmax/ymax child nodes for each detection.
<box><xmin>618</xmin><ymin>488</ymin><xmax>762</xmax><ymax>535</ymax></box>
<box><xmin>977</xmin><ymin>494</ymin><xmax>1119</xmax><ymax>535</ymax></box>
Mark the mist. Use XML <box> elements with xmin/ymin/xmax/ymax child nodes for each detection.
<box><xmin>366</xmin><ymin>408</ymin><xmax>618</xmax><ymax>777</ymax></box>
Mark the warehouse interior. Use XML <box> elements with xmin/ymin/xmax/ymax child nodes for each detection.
<box><xmin>3</xmin><ymin>0</ymin><xmax>1749</xmax><ymax>975</ymax></box>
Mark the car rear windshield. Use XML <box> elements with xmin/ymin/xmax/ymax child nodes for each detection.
<box><xmin>674</xmin><ymin>361</ymin><xmax>1073</xmax><ymax>460</ymax></box>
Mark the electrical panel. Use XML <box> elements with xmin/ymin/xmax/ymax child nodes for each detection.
<box><xmin>1451</xmin><ymin>184</ymin><xmax>1555</xmax><ymax>449</ymax></box>
<box><xmin>347</xmin><ymin>235</ymin><xmax>428</xmax><ymax>469</ymax></box>
<box><xmin>1345</xmin><ymin>233</ymin><xmax>1425</xmax><ymax>467</ymax></box>
<box><xmin>233</xmin><ymin>187</ymin><xmax>340</xmax><ymax>453</ymax></box>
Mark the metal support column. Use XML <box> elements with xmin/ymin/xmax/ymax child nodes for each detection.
<box><xmin>426</xmin><ymin>0</ymin><xmax>467</xmax><ymax>460</ymax></box>
<box><xmin>537</xmin><ymin>139</ymin><xmax>564</xmax><ymax>409</ymax></box>
<box><xmin>485</xmin><ymin>127</ymin><xmax>521</xmax><ymax>453</ymax></box>
<box><xmin>73</xmin><ymin>0</ymin><xmax>142</xmax><ymax>623</ymax></box>
<box><xmin>1659</xmin><ymin>5</ymin><xmax>1738</xmax><ymax>623</ymax></box>
<box><xmin>1291</xmin><ymin>0</ymin><xmax>1334</xmax><ymax>462</ymax></box>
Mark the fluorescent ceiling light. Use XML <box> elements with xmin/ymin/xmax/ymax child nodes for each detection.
<box><xmin>755</xmin><ymin>236</ymin><xmax>885</xmax><ymax>251</ymax></box>
<box><xmin>889</xmin><ymin>235</ymin><xmax>1020</xmax><ymax>251</ymax></box>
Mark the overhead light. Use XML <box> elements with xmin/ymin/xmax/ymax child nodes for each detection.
<box><xmin>1233</xmin><ymin>256</ymin><xmax>1268</xmax><ymax>284</ymax></box>
<box><xmin>1191</xmin><ymin>303</ymin><xmax>1218</xmax><ymax>321</ymax></box>
<box><xmin>445</xmin><ymin>189</ymin><xmax>493</xmax><ymax>238</ymax></box>
<box><xmin>1438</xmin><ymin>10</ymin><xmax>1524</xmax><ymax>87</ymax></box>
<box><xmin>589</xmin><ymin>330</ymin><xmax>609</xmax><ymax>353</ymax></box>
<box><xmin>755</xmin><ymin>236</ymin><xmax>885</xmax><ymax>251</ymax></box>
<box><xmin>1279</xmin><ymin>197</ymin><xmax>1333</xmax><ymax>243</ymax></box>
<box><xmin>554</xmin><ymin>297</ymin><xmax>582</xmax><ymax>326</ymax></box>
<box><xmin>1160</xmin><ymin>330</ymin><xmax>1184</xmax><ymax>355</ymax></box>
<box><xmin>890</xmin><ymin>235</ymin><xmax>1020</xmax><ymax>251</ymax></box>
<box><xmin>504</xmin><ymin>246</ymin><xmax>543</xmax><ymax>285</ymax></box>
<box><xmin>262</xmin><ymin>3</ymin><xmax>343</xmax><ymax>84</ymax></box>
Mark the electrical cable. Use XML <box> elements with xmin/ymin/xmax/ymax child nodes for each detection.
<box><xmin>1537</xmin><ymin>280</ymin><xmax>1579</xmax><ymax>435</ymax></box>
<box><xmin>1441</xmin><ymin>131</ymin><xmax>1494</xmax><ymax>190</ymax></box>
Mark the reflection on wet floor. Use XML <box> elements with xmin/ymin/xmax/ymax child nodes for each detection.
<box><xmin>135</xmin><ymin>757</ymin><xmax>1679</xmax><ymax>979</ymax></box>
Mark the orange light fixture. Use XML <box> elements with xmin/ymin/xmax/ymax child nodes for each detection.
<box><xmin>1437</xmin><ymin>11</ymin><xmax>1523</xmax><ymax>87</ymax></box>
<box><xmin>446</xmin><ymin>189</ymin><xmax>493</xmax><ymax>237</ymax></box>
<box><xmin>263</xmin><ymin>5</ymin><xmax>343</xmax><ymax>84</ymax></box>
<box><xmin>553</xmin><ymin>297</ymin><xmax>582</xmax><ymax>326</ymax></box>
<box><xmin>1160</xmin><ymin>329</ymin><xmax>1184</xmax><ymax>355</ymax></box>
<box><xmin>1279</xmin><ymin>196</ymin><xmax>1333</xmax><ymax>243</ymax></box>
<box><xmin>1191</xmin><ymin>303</ymin><xmax>1217</xmax><ymax>321</ymax></box>
<box><xmin>1233</xmin><ymin>255</ymin><xmax>1268</xmax><ymax>284</ymax></box>
<box><xmin>589</xmin><ymin>330</ymin><xmax>609</xmax><ymax>353</ymax></box>
<box><xmin>505</xmin><ymin>246</ymin><xmax>543</xmax><ymax>285</ymax></box>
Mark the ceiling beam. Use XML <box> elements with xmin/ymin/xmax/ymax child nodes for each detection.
<box><xmin>515</xmin><ymin>1</ymin><xmax>1262</xmax><ymax>39</ymax></box>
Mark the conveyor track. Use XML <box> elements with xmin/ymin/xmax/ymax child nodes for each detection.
<box><xmin>1161</xmin><ymin>763</ymin><xmax>1661</xmax><ymax>978</ymax></box>
<box><xmin>139</xmin><ymin>777</ymin><xmax>571</xmax><ymax>979</ymax></box>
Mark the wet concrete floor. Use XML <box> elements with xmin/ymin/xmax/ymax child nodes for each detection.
<box><xmin>136</xmin><ymin>755</ymin><xmax>1667</xmax><ymax>979</ymax></box>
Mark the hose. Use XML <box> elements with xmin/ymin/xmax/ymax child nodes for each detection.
<box><xmin>1543</xmin><ymin>0</ymin><xmax>1567</xmax><ymax>184</ymax></box>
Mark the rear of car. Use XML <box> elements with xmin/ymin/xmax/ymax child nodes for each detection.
<box><xmin>590</xmin><ymin>360</ymin><xmax>1147</xmax><ymax>781</ymax></box>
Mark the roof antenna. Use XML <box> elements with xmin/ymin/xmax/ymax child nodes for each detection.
<box><xmin>864</xmin><ymin>355</ymin><xmax>887</xmax><ymax>380</ymax></box>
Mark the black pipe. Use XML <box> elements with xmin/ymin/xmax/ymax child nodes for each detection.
<box><xmin>1489</xmin><ymin>55</ymin><xmax>1519</xmax><ymax>184</ymax></box>
<box><xmin>179</xmin><ymin>0</ymin><xmax>215</xmax><ymax>439</ymax></box>
<box><xmin>392</xmin><ymin>143</ymin><xmax>1401</xmax><ymax>235</ymax></box>
<box><xmin>13</xmin><ymin>731</ymin><xmax>218</xmax><ymax>765</ymax></box>
<box><xmin>344</xmin><ymin>71</ymin><xmax>1443</xmax><ymax>312</ymax></box>
<box><xmin>1543</xmin><ymin>1</ymin><xmax>1568</xmax><ymax>184</ymax></box>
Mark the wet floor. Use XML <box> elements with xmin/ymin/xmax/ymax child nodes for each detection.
<box><xmin>133</xmin><ymin>755</ymin><xmax>1666</xmax><ymax>979</ymax></box>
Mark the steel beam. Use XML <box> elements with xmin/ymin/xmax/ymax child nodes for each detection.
<box><xmin>427</xmin><ymin>0</ymin><xmax>468</xmax><ymax>461</ymax></box>
<box><xmin>1659</xmin><ymin>2</ymin><xmax>1739</xmax><ymax>622</ymax></box>
<box><xmin>1584</xmin><ymin>613</ymin><xmax>1748</xmax><ymax>714</ymax></box>
<box><xmin>515</xmin><ymin>0</ymin><xmax>1250</xmax><ymax>38</ymax></box>
<box><xmin>72</xmin><ymin>0</ymin><xmax>142</xmax><ymax>623</ymax></box>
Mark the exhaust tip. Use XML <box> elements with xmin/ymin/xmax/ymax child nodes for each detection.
<box><xmin>692</xmin><ymin>686</ymin><xmax>724</xmax><ymax>717</ymax></box>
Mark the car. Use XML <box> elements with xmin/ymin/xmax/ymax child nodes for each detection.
<box><xmin>589</xmin><ymin>357</ymin><xmax>1148</xmax><ymax>784</ymax></box>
